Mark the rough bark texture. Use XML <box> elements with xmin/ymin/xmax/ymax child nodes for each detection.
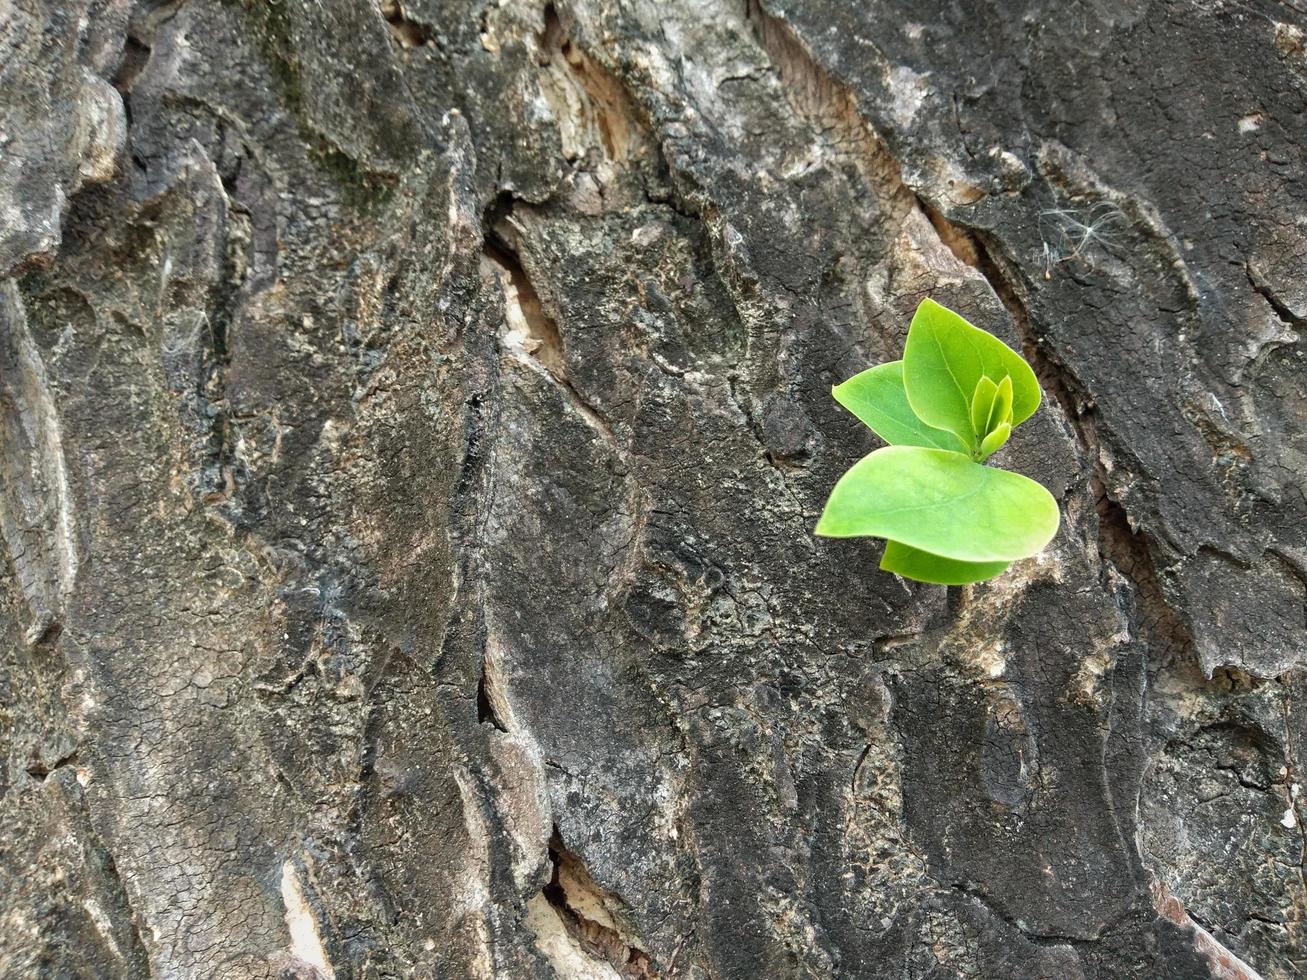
<box><xmin>2</xmin><ymin>0</ymin><xmax>1305</xmax><ymax>977</ymax></box>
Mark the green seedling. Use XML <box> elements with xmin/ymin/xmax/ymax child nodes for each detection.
<box><xmin>816</xmin><ymin>298</ymin><xmax>1059</xmax><ymax>585</ymax></box>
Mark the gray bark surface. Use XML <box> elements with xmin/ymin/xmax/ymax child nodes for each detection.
<box><xmin>2</xmin><ymin>0</ymin><xmax>1305</xmax><ymax>977</ymax></box>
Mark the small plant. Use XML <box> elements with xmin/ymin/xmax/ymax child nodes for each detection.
<box><xmin>816</xmin><ymin>298</ymin><xmax>1060</xmax><ymax>585</ymax></box>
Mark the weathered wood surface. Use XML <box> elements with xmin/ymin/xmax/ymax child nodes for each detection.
<box><xmin>2</xmin><ymin>1</ymin><xmax>1305</xmax><ymax>976</ymax></box>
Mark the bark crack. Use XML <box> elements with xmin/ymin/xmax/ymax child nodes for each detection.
<box><xmin>1245</xmin><ymin>260</ymin><xmax>1307</xmax><ymax>329</ymax></box>
<box><xmin>537</xmin><ymin>3</ymin><xmax>655</xmax><ymax>166</ymax></box>
<box><xmin>951</xmin><ymin>880</ymin><xmax>1111</xmax><ymax>946</ymax></box>
<box><xmin>379</xmin><ymin>0</ymin><xmax>438</xmax><ymax>49</ymax></box>
<box><xmin>476</xmin><ymin>640</ymin><xmax>512</xmax><ymax>733</ymax></box>
<box><xmin>480</xmin><ymin>194</ymin><xmax>624</xmax><ymax>454</ymax></box>
<box><xmin>540</xmin><ymin>828</ymin><xmax>658</xmax><ymax>978</ymax></box>
<box><xmin>479</xmin><ymin>190</ymin><xmax>650</xmax><ymax>611</ymax></box>
<box><xmin>1152</xmin><ymin>882</ymin><xmax>1268</xmax><ymax>980</ymax></box>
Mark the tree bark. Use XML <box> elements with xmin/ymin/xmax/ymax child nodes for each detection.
<box><xmin>2</xmin><ymin>0</ymin><xmax>1305</xmax><ymax>977</ymax></box>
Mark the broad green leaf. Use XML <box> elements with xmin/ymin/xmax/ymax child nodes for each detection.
<box><xmin>902</xmin><ymin>298</ymin><xmax>1041</xmax><ymax>451</ymax></box>
<box><xmin>880</xmin><ymin>539</ymin><xmax>1009</xmax><ymax>585</ymax></box>
<box><xmin>833</xmin><ymin>362</ymin><xmax>968</xmax><ymax>453</ymax></box>
<box><xmin>815</xmin><ymin>445</ymin><xmax>1060</xmax><ymax>561</ymax></box>
<box><xmin>970</xmin><ymin>376</ymin><xmax>999</xmax><ymax>437</ymax></box>
<box><xmin>978</xmin><ymin>421</ymin><xmax>1011</xmax><ymax>459</ymax></box>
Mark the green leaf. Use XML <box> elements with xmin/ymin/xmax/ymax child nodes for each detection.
<box><xmin>880</xmin><ymin>539</ymin><xmax>1010</xmax><ymax>585</ymax></box>
<box><xmin>902</xmin><ymin>298</ymin><xmax>1041</xmax><ymax>451</ymax></box>
<box><xmin>978</xmin><ymin>421</ymin><xmax>1011</xmax><ymax>459</ymax></box>
<box><xmin>992</xmin><ymin>375</ymin><xmax>1014</xmax><ymax>430</ymax></box>
<box><xmin>833</xmin><ymin>362</ymin><xmax>968</xmax><ymax>453</ymax></box>
<box><xmin>815</xmin><ymin>445</ymin><xmax>1060</xmax><ymax>561</ymax></box>
<box><xmin>969</xmin><ymin>376</ymin><xmax>999</xmax><ymax>437</ymax></box>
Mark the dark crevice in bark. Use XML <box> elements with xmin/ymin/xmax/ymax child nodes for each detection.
<box><xmin>117</xmin><ymin>0</ymin><xmax>184</xmax><ymax>94</ymax></box>
<box><xmin>475</xmin><ymin>676</ymin><xmax>506</xmax><ymax>731</ymax></box>
<box><xmin>481</xmin><ymin>196</ymin><xmax>630</xmax><ymax>457</ymax></box>
<box><xmin>543</xmin><ymin>828</ymin><xmax>658</xmax><ymax>978</ymax></box>
<box><xmin>98</xmin><ymin>841</ymin><xmax>153</xmax><ymax>975</ymax></box>
<box><xmin>537</xmin><ymin>3</ymin><xmax>653</xmax><ymax>164</ymax></box>
<box><xmin>112</xmin><ymin>36</ymin><xmax>152</xmax><ymax>96</ymax></box>
<box><xmin>113</xmin><ymin>13</ymin><xmax>163</xmax><ymax>190</ymax></box>
<box><xmin>481</xmin><ymin>235</ymin><xmax>567</xmax><ymax>380</ymax></box>
<box><xmin>952</xmin><ymin>881</ymin><xmax>1109</xmax><ymax>947</ymax></box>
<box><xmin>921</xmin><ymin>200</ymin><xmax>984</xmax><ymax>269</ymax></box>
<box><xmin>26</xmin><ymin>615</ymin><xmax>62</xmax><ymax>648</ymax></box>
<box><xmin>1245</xmin><ymin>260</ymin><xmax>1306</xmax><ymax>328</ymax></box>
<box><xmin>535</xmin><ymin>9</ymin><xmax>694</xmax><ymax>223</ymax></box>
<box><xmin>201</xmin><ymin>181</ymin><xmax>247</xmax><ymax>507</ymax></box>
<box><xmin>379</xmin><ymin>0</ymin><xmax>437</xmax><ymax>49</ymax></box>
<box><xmin>849</xmin><ymin>743</ymin><xmax>873</xmax><ymax>795</ymax></box>
<box><xmin>1152</xmin><ymin>883</ymin><xmax>1266</xmax><ymax>980</ymax></box>
<box><xmin>450</xmin><ymin>389</ymin><xmax>489</xmax><ymax>507</ymax></box>
<box><xmin>480</xmin><ymin>193</ymin><xmax>564</xmax><ymax>373</ymax></box>
<box><xmin>476</xmin><ymin>657</ymin><xmax>509</xmax><ymax>732</ymax></box>
<box><xmin>24</xmin><ymin>750</ymin><xmax>78</xmax><ymax>780</ymax></box>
